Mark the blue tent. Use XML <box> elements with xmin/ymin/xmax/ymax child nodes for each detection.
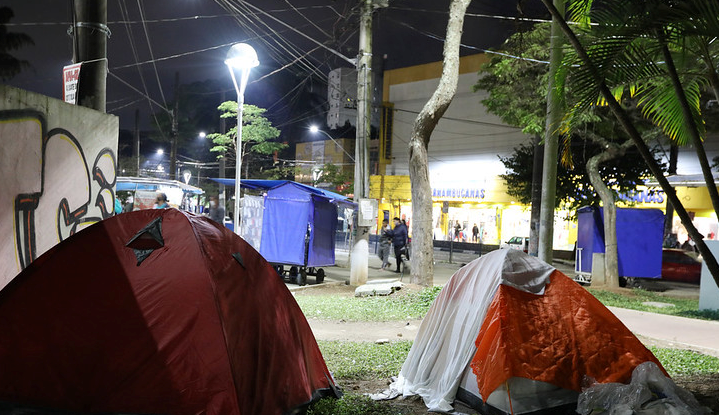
<box><xmin>209</xmin><ymin>179</ymin><xmax>352</xmax><ymax>269</ymax></box>
<box><xmin>259</xmin><ymin>182</ymin><xmax>338</xmax><ymax>267</ymax></box>
<box><xmin>209</xmin><ymin>178</ymin><xmax>354</xmax><ymax>207</ymax></box>
<box><xmin>577</xmin><ymin>207</ymin><xmax>663</xmax><ymax>279</ymax></box>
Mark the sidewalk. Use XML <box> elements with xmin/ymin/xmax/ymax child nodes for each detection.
<box><xmin>289</xmin><ymin>249</ymin><xmax>719</xmax><ymax>358</ymax></box>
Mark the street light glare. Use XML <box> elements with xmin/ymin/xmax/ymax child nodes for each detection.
<box><xmin>309</xmin><ymin>125</ymin><xmax>319</xmax><ymax>133</ymax></box>
<box><xmin>226</xmin><ymin>42</ymin><xmax>259</xmax><ymax>237</ymax></box>
<box><xmin>157</xmin><ymin>149</ymin><xmax>164</xmax><ymax>155</ymax></box>
<box><xmin>198</xmin><ymin>132</ymin><xmax>206</xmax><ymax>139</ymax></box>
<box><xmin>224</xmin><ymin>43</ymin><xmax>259</xmax><ymax>70</ymax></box>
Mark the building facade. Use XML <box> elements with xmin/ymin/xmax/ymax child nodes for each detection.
<box><xmin>372</xmin><ymin>53</ymin><xmax>719</xmax><ymax>249</ymax></box>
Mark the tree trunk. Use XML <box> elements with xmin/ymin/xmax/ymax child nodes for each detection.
<box><xmin>540</xmin><ymin>0</ymin><xmax>719</xmax><ymax>289</ymax></box>
<box><xmin>664</xmin><ymin>143</ymin><xmax>678</xmax><ymax>238</ymax></box>
<box><xmin>586</xmin><ymin>151</ymin><xmax>619</xmax><ymax>288</ymax></box>
<box><xmin>538</xmin><ymin>0</ymin><xmax>566</xmax><ymax>263</ymax></box>
<box><xmin>408</xmin><ymin>0</ymin><xmax>470</xmax><ymax>286</ymax></box>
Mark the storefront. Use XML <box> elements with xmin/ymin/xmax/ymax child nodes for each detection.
<box><xmin>369</xmin><ymin>174</ymin><xmax>577</xmax><ymax>250</ymax></box>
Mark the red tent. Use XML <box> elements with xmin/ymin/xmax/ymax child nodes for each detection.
<box><xmin>0</xmin><ymin>209</ymin><xmax>339</xmax><ymax>414</ymax></box>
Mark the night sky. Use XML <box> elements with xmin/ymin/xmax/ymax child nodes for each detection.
<box><xmin>4</xmin><ymin>1</ymin><xmax>547</xmax><ymax>134</ymax></box>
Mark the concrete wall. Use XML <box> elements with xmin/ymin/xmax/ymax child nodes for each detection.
<box><xmin>0</xmin><ymin>85</ymin><xmax>118</xmax><ymax>288</ymax></box>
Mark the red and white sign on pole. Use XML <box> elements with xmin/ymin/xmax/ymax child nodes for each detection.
<box><xmin>62</xmin><ymin>63</ymin><xmax>82</xmax><ymax>104</ymax></box>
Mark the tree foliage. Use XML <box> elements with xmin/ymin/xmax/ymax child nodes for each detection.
<box><xmin>478</xmin><ymin>23</ymin><xmax>662</xmax><ymax>213</ymax></box>
<box><xmin>500</xmin><ymin>133</ymin><xmax>661</xmax><ymax>214</ymax></box>
<box><xmin>0</xmin><ymin>7</ymin><xmax>34</xmax><ymax>81</ymax></box>
<box><xmin>474</xmin><ymin>23</ymin><xmax>552</xmax><ymax>136</ymax></box>
<box><xmin>315</xmin><ymin>163</ymin><xmax>353</xmax><ymax>196</ymax></box>
<box><xmin>207</xmin><ymin>101</ymin><xmax>286</xmax><ymax>178</ymax></box>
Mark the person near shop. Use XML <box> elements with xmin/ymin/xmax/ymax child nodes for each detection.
<box><xmin>389</xmin><ymin>217</ymin><xmax>408</xmax><ymax>273</ymax></box>
<box><xmin>207</xmin><ymin>196</ymin><xmax>225</xmax><ymax>224</ymax></box>
<box><xmin>681</xmin><ymin>236</ymin><xmax>699</xmax><ymax>253</ymax></box>
<box><xmin>454</xmin><ymin>221</ymin><xmax>461</xmax><ymax>241</ymax></box>
<box><xmin>123</xmin><ymin>195</ymin><xmax>134</xmax><ymax>213</ymax></box>
<box><xmin>377</xmin><ymin>219</ymin><xmax>392</xmax><ymax>270</ymax></box>
<box><xmin>472</xmin><ymin>223</ymin><xmax>479</xmax><ymax>243</ymax></box>
<box><xmin>154</xmin><ymin>193</ymin><xmax>169</xmax><ymax>209</ymax></box>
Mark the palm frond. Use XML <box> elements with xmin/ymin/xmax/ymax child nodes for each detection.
<box><xmin>636</xmin><ymin>77</ymin><xmax>707</xmax><ymax>146</ymax></box>
<box><xmin>567</xmin><ymin>0</ymin><xmax>594</xmax><ymax>28</ymax></box>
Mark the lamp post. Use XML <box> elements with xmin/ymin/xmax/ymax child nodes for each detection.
<box><xmin>225</xmin><ymin>43</ymin><xmax>259</xmax><ymax>236</ymax></box>
<box><xmin>309</xmin><ymin>125</ymin><xmax>355</xmax><ymax>162</ymax></box>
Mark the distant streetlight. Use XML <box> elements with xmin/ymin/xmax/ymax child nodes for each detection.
<box><xmin>309</xmin><ymin>125</ymin><xmax>355</xmax><ymax>162</ymax></box>
<box><xmin>156</xmin><ymin>148</ymin><xmax>164</xmax><ymax>155</ymax></box>
<box><xmin>225</xmin><ymin>42</ymin><xmax>259</xmax><ymax>236</ymax></box>
<box><xmin>198</xmin><ymin>131</ymin><xmax>206</xmax><ymax>139</ymax></box>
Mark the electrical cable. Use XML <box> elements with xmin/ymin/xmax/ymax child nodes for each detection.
<box><xmin>135</xmin><ymin>0</ymin><xmax>168</xmax><ymax>107</ymax></box>
<box><xmin>116</xmin><ymin>0</ymin><xmax>167</xmax><ymax>137</ymax></box>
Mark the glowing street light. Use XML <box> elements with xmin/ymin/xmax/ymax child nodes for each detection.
<box><xmin>309</xmin><ymin>125</ymin><xmax>355</xmax><ymax>162</ymax></box>
<box><xmin>225</xmin><ymin>42</ymin><xmax>259</xmax><ymax>236</ymax></box>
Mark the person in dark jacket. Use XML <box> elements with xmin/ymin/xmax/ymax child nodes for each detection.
<box><xmin>389</xmin><ymin>217</ymin><xmax>408</xmax><ymax>273</ymax></box>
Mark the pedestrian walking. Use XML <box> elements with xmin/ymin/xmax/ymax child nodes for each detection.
<box><xmin>377</xmin><ymin>219</ymin><xmax>392</xmax><ymax>270</ymax></box>
<box><xmin>389</xmin><ymin>217</ymin><xmax>408</xmax><ymax>273</ymax></box>
<box><xmin>472</xmin><ymin>223</ymin><xmax>479</xmax><ymax>243</ymax></box>
<box><xmin>207</xmin><ymin>196</ymin><xmax>225</xmax><ymax>224</ymax></box>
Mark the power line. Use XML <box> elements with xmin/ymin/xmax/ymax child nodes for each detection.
<box><xmin>117</xmin><ymin>0</ymin><xmax>166</xmax><ymax>136</ymax></box>
<box><xmin>393</xmin><ymin>107</ymin><xmax>522</xmax><ymax>129</ymax></box>
<box><xmin>385</xmin><ymin>16</ymin><xmax>551</xmax><ymax>65</ymax></box>
<box><xmin>135</xmin><ymin>0</ymin><xmax>168</xmax><ymax>107</ymax></box>
<box><xmin>5</xmin><ymin>6</ymin><xmax>345</xmax><ymax>26</ymax></box>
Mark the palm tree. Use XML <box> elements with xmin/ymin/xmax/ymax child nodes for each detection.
<box><xmin>540</xmin><ymin>0</ymin><xmax>719</xmax><ymax>288</ymax></box>
<box><xmin>0</xmin><ymin>7</ymin><xmax>34</xmax><ymax>81</ymax></box>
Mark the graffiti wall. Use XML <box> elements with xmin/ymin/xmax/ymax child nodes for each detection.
<box><xmin>0</xmin><ymin>85</ymin><xmax>119</xmax><ymax>288</ymax></box>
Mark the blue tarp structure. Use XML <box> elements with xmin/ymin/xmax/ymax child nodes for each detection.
<box><xmin>209</xmin><ymin>179</ymin><xmax>351</xmax><ymax>267</ymax></box>
<box><xmin>577</xmin><ymin>206</ymin><xmax>664</xmax><ymax>279</ymax></box>
<box><xmin>117</xmin><ymin>176</ymin><xmax>204</xmax><ymax>194</ymax></box>
<box><xmin>209</xmin><ymin>178</ymin><xmax>354</xmax><ymax>207</ymax></box>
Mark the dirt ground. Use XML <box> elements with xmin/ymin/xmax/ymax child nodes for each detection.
<box><xmin>295</xmin><ymin>284</ymin><xmax>719</xmax><ymax>414</ymax></box>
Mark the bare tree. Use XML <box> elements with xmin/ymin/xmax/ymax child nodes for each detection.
<box><xmin>407</xmin><ymin>0</ymin><xmax>471</xmax><ymax>286</ymax></box>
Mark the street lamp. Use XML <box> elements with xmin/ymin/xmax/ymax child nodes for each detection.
<box><xmin>309</xmin><ymin>125</ymin><xmax>355</xmax><ymax>162</ymax></box>
<box><xmin>225</xmin><ymin>42</ymin><xmax>259</xmax><ymax>236</ymax></box>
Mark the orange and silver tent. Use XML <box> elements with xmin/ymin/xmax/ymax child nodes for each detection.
<box><xmin>0</xmin><ymin>209</ymin><xmax>339</xmax><ymax>415</ymax></box>
<box><xmin>386</xmin><ymin>249</ymin><xmax>664</xmax><ymax>414</ymax></box>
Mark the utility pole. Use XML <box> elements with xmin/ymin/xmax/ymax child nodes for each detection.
<box><xmin>350</xmin><ymin>0</ymin><xmax>374</xmax><ymax>286</ymax></box>
<box><xmin>134</xmin><ymin>109</ymin><xmax>140</xmax><ymax>175</ymax></box>
<box><xmin>219</xmin><ymin>90</ymin><xmax>227</xmax><ymax>210</ymax></box>
<box><xmin>170</xmin><ymin>72</ymin><xmax>180</xmax><ymax>181</ymax></box>
<box><xmin>73</xmin><ymin>0</ymin><xmax>108</xmax><ymax>112</ymax></box>
<box><xmin>538</xmin><ymin>0</ymin><xmax>565</xmax><ymax>263</ymax></box>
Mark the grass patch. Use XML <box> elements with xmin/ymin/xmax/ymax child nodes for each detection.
<box><xmin>650</xmin><ymin>347</ymin><xmax>719</xmax><ymax>376</ymax></box>
<box><xmin>318</xmin><ymin>340</ymin><xmax>413</xmax><ymax>379</ymax></box>
<box><xmin>297</xmin><ymin>286</ymin><xmax>442</xmax><ymax>321</ymax></box>
<box><xmin>307</xmin><ymin>394</ymin><xmax>407</xmax><ymax>415</ymax></box>
<box><xmin>588</xmin><ymin>288</ymin><xmax>719</xmax><ymax>321</ymax></box>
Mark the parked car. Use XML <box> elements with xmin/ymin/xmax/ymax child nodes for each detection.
<box><xmin>501</xmin><ymin>236</ymin><xmax>529</xmax><ymax>253</ymax></box>
<box><xmin>662</xmin><ymin>248</ymin><xmax>701</xmax><ymax>284</ymax></box>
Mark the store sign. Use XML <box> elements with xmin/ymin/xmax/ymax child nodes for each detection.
<box><xmin>62</xmin><ymin>63</ymin><xmax>82</xmax><ymax>104</ymax></box>
<box><xmin>618</xmin><ymin>189</ymin><xmax>665</xmax><ymax>204</ymax></box>
<box><xmin>432</xmin><ymin>188</ymin><xmax>486</xmax><ymax>199</ymax></box>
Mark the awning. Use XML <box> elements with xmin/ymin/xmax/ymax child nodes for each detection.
<box><xmin>209</xmin><ymin>178</ymin><xmax>355</xmax><ymax>206</ymax></box>
<box><xmin>117</xmin><ymin>176</ymin><xmax>204</xmax><ymax>195</ymax></box>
